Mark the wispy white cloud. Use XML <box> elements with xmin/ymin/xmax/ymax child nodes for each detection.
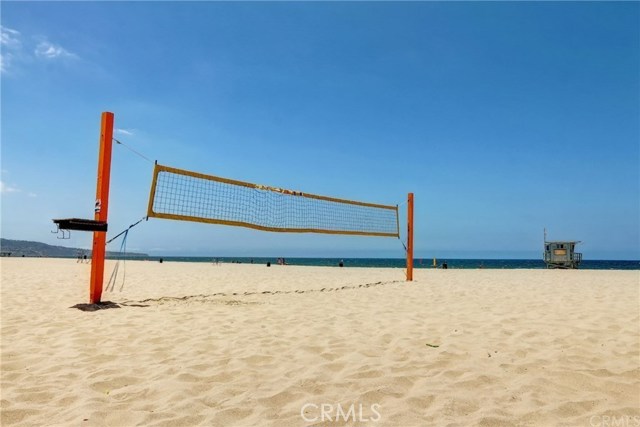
<box><xmin>34</xmin><ymin>41</ymin><xmax>76</xmax><ymax>59</ymax></box>
<box><xmin>1</xmin><ymin>26</ymin><xmax>78</xmax><ymax>73</ymax></box>
<box><xmin>1</xmin><ymin>179</ymin><xmax>37</xmax><ymax>197</ymax></box>
<box><xmin>0</xmin><ymin>181</ymin><xmax>20</xmax><ymax>194</ymax></box>
<box><xmin>1</xmin><ymin>26</ymin><xmax>21</xmax><ymax>48</ymax></box>
<box><xmin>1</xmin><ymin>26</ymin><xmax>21</xmax><ymax>74</ymax></box>
<box><xmin>116</xmin><ymin>128</ymin><xmax>135</xmax><ymax>136</ymax></box>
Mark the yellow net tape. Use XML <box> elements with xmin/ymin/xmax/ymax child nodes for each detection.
<box><xmin>147</xmin><ymin>164</ymin><xmax>399</xmax><ymax>237</ymax></box>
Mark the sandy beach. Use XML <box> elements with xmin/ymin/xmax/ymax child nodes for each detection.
<box><xmin>1</xmin><ymin>257</ymin><xmax>638</xmax><ymax>426</ymax></box>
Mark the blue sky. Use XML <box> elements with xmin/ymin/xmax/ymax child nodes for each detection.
<box><xmin>1</xmin><ymin>2</ymin><xmax>638</xmax><ymax>259</ymax></box>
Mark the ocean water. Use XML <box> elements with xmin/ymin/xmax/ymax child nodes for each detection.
<box><xmin>114</xmin><ymin>256</ymin><xmax>640</xmax><ymax>270</ymax></box>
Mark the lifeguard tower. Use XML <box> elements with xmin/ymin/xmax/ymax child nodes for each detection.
<box><xmin>543</xmin><ymin>229</ymin><xmax>582</xmax><ymax>269</ymax></box>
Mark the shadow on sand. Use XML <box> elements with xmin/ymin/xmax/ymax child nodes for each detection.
<box><xmin>70</xmin><ymin>301</ymin><xmax>151</xmax><ymax>311</ymax></box>
<box><xmin>70</xmin><ymin>301</ymin><xmax>122</xmax><ymax>311</ymax></box>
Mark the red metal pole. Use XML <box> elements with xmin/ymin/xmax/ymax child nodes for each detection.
<box><xmin>89</xmin><ymin>112</ymin><xmax>114</xmax><ymax>303</ymax></box>
<box><xmin>407</xmin><ymin>192</ymin><xmax>414</xmax><ymax>281</ymax></box>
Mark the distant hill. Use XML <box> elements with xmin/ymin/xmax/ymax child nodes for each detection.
<box><xmin>0</xmin><ymin>238</ymin><xmax>148</xmax><ymax>258</ymax></box>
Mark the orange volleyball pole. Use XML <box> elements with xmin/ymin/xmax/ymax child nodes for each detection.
<box><xmin>407</xmin><ymin>192</ymin><xmax>414</xmax><ymax>281</ymax></box>
<box><xmin>89</xmin><ymin>112</ymin><xmax>114</xmax><ymax>303</ymax></box>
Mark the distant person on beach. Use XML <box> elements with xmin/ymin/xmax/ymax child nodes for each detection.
<box><xmin>339</xmin><ymin>260</ymin><xmax>344</xmax><ymax>267</ymax></box>
<box><xmin>442</xmin><ymin>261</ymin><xmax>448</xmax><ymax>269</ymax></box>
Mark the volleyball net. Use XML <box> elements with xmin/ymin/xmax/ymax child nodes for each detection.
<box><xmin>147</xmin><ymin>163</ymin><xmax>400</xmax><ymax>238</ymax></box>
